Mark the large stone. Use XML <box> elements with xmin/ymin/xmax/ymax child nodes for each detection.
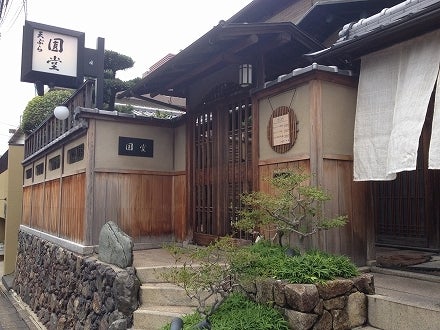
<box><xmin>347</xmin><ymin>292</ymin><xmax>367</xmax><ymax>328</ymax></box>
<box><xmin>255</xmin><ymin>278</ymin><xmax>276</xmax><ymax>304</ymax></box>
<box><xmin>352</xmin><ymin>273</ymin><xmax>375</xmax><ymax>295</ymax></box>
<box><xmin>274</xmin><ymin>280</ymin><xmax>288</xmax><ymax>307</ymax></box>
<box><xmin>313</xmin><ymin>310</ymin><xmax>332</xmax><ymax>330</ymax></box>
<box><xmin>98</xmin><ymin>221</ymin><xmax>133</xmax><ymax>268</ymax></box>
<box><xmin>109</xmin><ymin>318</ymin><xmax>128</xmax><ymax>330</ymax></box>
<box><xmin>112</xmin><ymin>268</ymin><xmax>140</xmax><ymax>315</ymax></box>
<box><xmin>316</xmin><ymin>279</ymin><xmax>353</xmax><ymax>300</ymax></box>
<box><xmin>285</xmin><ymin>283</ymin><xmax>319</xmax><ymax>313</ymax></box>
<box><xmin>323</xmin><ymin>296</ymin><xmax>347</xmax><ymax>310</ymax></box>
<box><xmin>284</xmin><ymin>309</ymin><xmax>318</xmax><ymax>330</ymax></box>
<box><xmin>331</xmin><ymin>309</ymin><xmax>349</xmax><ymax>330</ymax></box>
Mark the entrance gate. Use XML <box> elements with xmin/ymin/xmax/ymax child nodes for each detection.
<box><xmin>189</xmin><ymin>87</ymin><xmax>253</xmax><ymax>245</ymax></box>
<box><xmin>373</xmin><ymin>97</ymin><xmax>440</xmax><ymax>250</ymax></box>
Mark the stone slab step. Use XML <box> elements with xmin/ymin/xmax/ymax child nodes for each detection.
<box><xmin>368</xmin><ymin>294</ymin><xmax>440</xmax><ymax>330</ymax></box>
<box><xmin>140</xmin><ymin>282</ymin><xmax>199</xmax><ymax>307</ymax></box>
<box><xmin>133</xmin><ymin>305</ymin><xmax>196</xmax><ymax>330</ymax></box>
<box><xmin>367</xmin><ymin>271</ymin><xmax>440</xmax><ymax>330</ymax></box>
<box><xmin>136</xmin><ymin>266</ymin><xmax>173</xmax><ymax>284</ymax></box>
<box><xmin>136</xmin><ymin>264</ymin><xmax>204</xmax><ymax>284</ymax></box>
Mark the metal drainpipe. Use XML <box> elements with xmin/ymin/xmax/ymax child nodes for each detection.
<box><xmin>170</xmin><ymin>317</ymin><xmax>183</xmax><ymax>330</ymax></box>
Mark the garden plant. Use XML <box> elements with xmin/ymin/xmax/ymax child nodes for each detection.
<box><xmin>235</xmin><ymin>168</ymin><xmax>348</xmax><ymax>253</ymax></box>
<box><xmin>161</xmin><ymin>168</ymin><xmax>357</xmax><ymax>329</ymax></box>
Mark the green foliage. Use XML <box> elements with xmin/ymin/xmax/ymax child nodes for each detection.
<box><xmin>231</xmin><ymin>240</ymin><xmax>359</xmax><ymax>284</ymax></box>
<box><xmin>114</xmin><ymin>104</ymin><xmax>134</xmax><ymax>114</ymax></box>
<box><xmin>161</xmin><ymin>293</ymin><xmax>289</xmax><ymax>330</ymax></box>
<box><xmin>235</xmin><ymin>168</ymin><xmax>348</xmax><ymax>252</ymax></box>
<box><xmin>21</xmin><ymin>89</ymin><xmax>73</xmax><ymax>133</ymax></box>
<box><xmin>162</xmin><ymin>238</ymin><xmax>359</xmax><ymax>329</ymax></box>
<box><xmin>102</xmin><ymin>50</ymin><xmax>139</xmax><ymax>111</ymax></box>
<box><xmin>155</xmin><ymin>110</ymin><xmax>174</xmax><ymax>119</ymax></box>
<box><xmin>104</xmin><ymin>50</ymin><xmax>134</xmax><ymax>75</ymax></box>
<box><xmin>162</xmin><ymin>237</ymin><xmax>240</xmax><ymax>317</ymax></box>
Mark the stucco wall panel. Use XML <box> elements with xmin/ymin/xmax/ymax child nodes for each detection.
<box><xmin>94</xmin><ymin>121</ymin><xmax>174</xmax><ymax>172</ymax></box>
<box><xmin>259</xmin><ymin>84</ymin><xmax>310</xmax><ymax>161</ymax></box>
<box><xmin>321</xmin><ymin>81</ymin><xmax>357</xmax><ymax>157</ymax></box>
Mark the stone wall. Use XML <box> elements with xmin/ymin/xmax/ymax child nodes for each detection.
<box><xmin>240</xmin><ymin>273</ymin><xmax>374</xmax><ymax>330</ymax></box>
<box><xmin>13</xmin><ymin>230</ymin><xmax>140</xmax><ymax>330</ymax></box>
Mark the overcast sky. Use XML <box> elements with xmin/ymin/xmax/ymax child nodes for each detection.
<box><xmin>0</xmin><ymin>0</ymin><xmax>252</xmax><ymax>154</ymax></box>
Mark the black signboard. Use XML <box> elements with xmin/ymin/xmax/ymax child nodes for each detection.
<box><xmin>118</xmin><ymin>137</ymin><xmax>154</xmax><ymax>158</ymax></box>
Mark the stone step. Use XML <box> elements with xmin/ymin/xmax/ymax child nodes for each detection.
<box><xmin>367</xmin><ymin>271</ymin><xmax>440</xmax><ymax>330</ymax></box>
<box><xmin>133</xmin><ymin>305</ymin><xmax>196</xmax><ymax>330</ymax></box>
<box><xmin>136</xmin><ymin>266</ymin><xmax>174</xmax><ymax>284</ymax></box>
<box><xmin>140</xmin><ymin>282</ymin><xmax>199</xmax><ymax>307</ymax></box>
<box><xmin>368</xmin><ymin>293</ymin><xmax>440</xmax><ymax>330</ymax></box>
<box><xmin>135</xmin><ymin>263</ymin><xmax>204</xmax><ymax>284</ymax></box>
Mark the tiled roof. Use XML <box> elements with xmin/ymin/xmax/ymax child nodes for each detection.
<box><xmin>264</xmin><ymin>62</ymin><xmax>353</xmax><ymax>88</ymax></box>
<box><xmin>336</xmin><ymin>0</ymin><xmax>439</xmax><ymax>44</ymax></box>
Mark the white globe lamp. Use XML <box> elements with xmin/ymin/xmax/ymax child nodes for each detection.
<box><xmin>54</xmin><ymin>106</ymin><xmax>70</xmax><ymax>120</ymax></box>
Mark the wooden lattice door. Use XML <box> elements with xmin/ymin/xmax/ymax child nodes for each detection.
<box><xmin>190</xmin><ymin>91</ymin><xmax>253</xmax><ymax>245</ymax></box>
<box><xmin>373</xmin><ymin>96</ymin><xmax>440</xmax><ymax>250</ymax></box>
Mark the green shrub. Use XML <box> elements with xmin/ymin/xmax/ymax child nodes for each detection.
<box><xmin>231</xmin><ymin>240</ymin><xmax>359</xmax><ymax>284</ymax></box>
<box><xmin>21</xmin><ymin>89</ymin><xmax>73</xmax><ymax>133</ymax></box>
<box><xmin>162</xmin><ymin>292</ymin><xmax>289</xmax><ymax>330</ymax></box>
<box><xmin>162</xmin><ymin>239</ymin><xmax>359</xmax><ymax>329</ymax></box>
<box><xmin>235</xmin><ymin>168</ymin><xmax>348</xmax><ymax>253</ymax></box>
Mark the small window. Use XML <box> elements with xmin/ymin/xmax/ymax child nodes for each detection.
<box><xmin>68</xmin><ymin>144</ymin><xmax>84</xmax><ymax>164</ymax></box>
<box><xmin>49</xmin><ymin>155</ymin><xmax>61</xmax><ymax>170</ymax></box>
<box><xmin>25</xmin><ymin>168</ymin><xmax>33</xmax><ymax>179</ymax></box>
<box><xmin>36</xmin><ymin>163</ymin><xmax>44</xmax><ymax>176</ymax></box>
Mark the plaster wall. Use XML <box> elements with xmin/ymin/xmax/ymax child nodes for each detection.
<box><xmin>94</xmin><ymin>121</ymin><xmax>175</xmax><ymax>172</ymax></box>
<box><xmin>23</xmin><ymin>135</ymin><xmax>87</xmax><ymax>187</ymax></box>
<box><xmin>321</xmin><ymin>81</ymin><xmax>357</xmax><ymax>156</ymax></box>
<box><xmin>0</xmin><ymin>169</ymin><xmax>6</xmax><ymax>243</ymax></box>
<box><xmin>3</xmin><ymin>144</ymin><xmax>24</xmax><ymax>275</ymax></box>
<box><xmin>44</xmin><ymin>149</ymin><xmax>63</xmax><ymax>181</ymax></box>
<box><xmin>173</xmin><ymin>122</ymin><xmax>186</xmax><ymax>172</ymax></box>
<box><xmin>23</xmin><ymin>163</ymin><xmax>33</xmax><ymax>186</ymax></box>
<box><xmin>258</xmin><ymin>84</ymin><xmax>310</xmax><ymax>161</ymax></box>
<box><xmin>63</xmin><ymin>136</ymin><xmax>87</xmax><ymax>175</ymax></box>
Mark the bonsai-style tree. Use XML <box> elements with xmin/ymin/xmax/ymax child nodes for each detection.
<box><xmin>234</xmin><ymin>168</ymin><xmax>348</xmax><ymax>253</ymax></box>
<box><xmin>103</xmin><ymin>50</ymin><xmax>140</xmax><ymax>111</ymax></box>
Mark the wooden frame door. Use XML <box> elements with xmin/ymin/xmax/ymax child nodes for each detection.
<box><xmin>189</xmin><ymin>92</ymin><xmax>253</xmax><ymax>245</ymax></box>
<box><xmin>373</xmin><ymin>95</ymin><xmax>440</xmax><ymax>250</ymax></box>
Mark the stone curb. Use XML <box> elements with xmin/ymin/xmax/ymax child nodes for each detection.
<box><xmin>370</xmin><ymin>266</ymin><xmax>440</xmax><ymax>283</ymax></box>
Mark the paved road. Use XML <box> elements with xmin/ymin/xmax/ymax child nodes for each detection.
<box><xmin>0</xmin><ymin>285</ymin><xmax>30</xmax><ymax>330</ymax></box>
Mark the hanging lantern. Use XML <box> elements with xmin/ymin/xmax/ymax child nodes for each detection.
<box><xmin>54</xmin><ymin>105</ymin><xmax>70</xmax><ymax>120</ymax></box>
<box><xmin>239</xmin><ymin>64</ymin><xmax>252</xmax><ymax>87</ymax></box>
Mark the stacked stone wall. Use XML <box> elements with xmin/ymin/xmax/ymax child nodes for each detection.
<box><xmin>240</xmin><ymin>274</ymin><xmax>374</xmax><ymax>330</ymax></box>
<box><xmin>13</xmin><ymin>230</ymin><xmax>140</xmax><ymax>330</ymax></box>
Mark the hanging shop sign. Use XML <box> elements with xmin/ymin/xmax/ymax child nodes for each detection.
<box><xmin>21</xmin><ymin>21</ymin><xmax>85</xmax><ymax>89</ymax></box>
<box><xmin>267</xmin><ymin>106</ymin><xmax>298</xmax><ymax>153</ymax></box>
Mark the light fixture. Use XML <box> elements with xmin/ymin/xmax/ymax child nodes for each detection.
<box><xmin>239</xmin><ymin>64</ymin><xmax>252</xmax><ymax>87</ymax></box>
<box><xmin>54</xmin><ymin>106</ymin><xmax>70</xmax><ymax>120</ymax></box>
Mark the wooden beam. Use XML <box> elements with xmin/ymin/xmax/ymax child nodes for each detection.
<box><xmin>153</xmin><ymin>34</ymin><xmax>259</xmax><ymax>96</ymax></box>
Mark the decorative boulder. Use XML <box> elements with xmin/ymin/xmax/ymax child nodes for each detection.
<box><xmin>98</xmin><ymin>221</ymin><xmax>133</xmax><ymax>268</ymax></box>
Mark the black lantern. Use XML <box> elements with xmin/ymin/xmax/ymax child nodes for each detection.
<box><xmin>239</xmin><ymin>64</ymin><xmax>252</xmax><ymax>87</ymax></box>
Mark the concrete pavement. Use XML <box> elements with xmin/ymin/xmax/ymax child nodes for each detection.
<box><xmin>0</xmin><ymin>261</ymin><xmax>43</xmax><ymax>330</ymax></box>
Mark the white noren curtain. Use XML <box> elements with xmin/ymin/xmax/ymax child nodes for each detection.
<box><xmin>354</xmin><ymin>30</ymin><xmax>440</xmax><ymax>181</ymax></box>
